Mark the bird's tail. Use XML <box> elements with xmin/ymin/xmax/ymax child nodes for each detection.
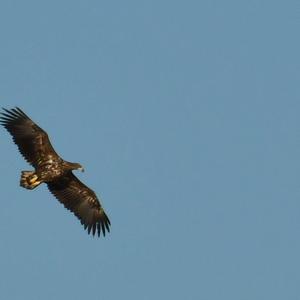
<box><xmin>20</xmin><ymin>171</ymin><xmax>42</xmax><ymax>190</ymax></box>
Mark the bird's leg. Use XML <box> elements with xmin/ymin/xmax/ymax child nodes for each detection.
<box><xmin>29</xmin><ymin>174</ymin><xmax>38</xmax><ymax>183</ymax></box>
<box><xmin>30</xmin><ymin>180</ymin><xmax>41</xmax><ymax>188</ymax></box>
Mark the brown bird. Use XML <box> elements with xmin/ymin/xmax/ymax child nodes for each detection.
<box><xmin>0</xmin><ymin>107</ymin><xmax>110</xmax><ymax>237</ymax></box>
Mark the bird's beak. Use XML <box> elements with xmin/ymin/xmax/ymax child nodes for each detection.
<box><xmin>79</xmin><ymin>167</ymin><xmax>85</xmax><ymax>172</ymax></box>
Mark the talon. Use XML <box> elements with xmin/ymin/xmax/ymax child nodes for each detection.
<box><xmin>30</xmin><ymin>180</ymin><xmax>41</xmax><ymax>187</ymax></box>
<box><xmin>29</xmin><ymin>175</ymin><xmax>38</xmax><ymax>183</ymax></box>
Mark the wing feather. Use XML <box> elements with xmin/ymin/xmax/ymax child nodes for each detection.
<box><xmin>47</xmin><ymin>172</ymin><xmax>110</xmax><ymax>237</ymax></box>
<box><xmin>0</xmin><ymin>107</ymin><xmax>60</xmax><ymax>167</ymax></box>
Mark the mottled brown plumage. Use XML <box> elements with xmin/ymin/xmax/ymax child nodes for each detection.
<box><xmin>0</xmin><ymin>107</ymin><xmax>110</xmax><ymax>237</ymax></box>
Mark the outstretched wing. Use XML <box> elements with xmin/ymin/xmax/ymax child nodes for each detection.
<box><xmin>47</xmin><ymin>172</ymin><xmax>110</xmax><ymax>237</ymax></box>
<box><xmin>0</xmin><ymin>107</ymin><xmax>60</xmax><ymax>168</ymax></box>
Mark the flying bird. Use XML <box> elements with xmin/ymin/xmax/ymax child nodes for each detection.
<box><xmin>0</xmin><ymin>107</ymin><xmax>110</xmax><ymax>237</ymax></box>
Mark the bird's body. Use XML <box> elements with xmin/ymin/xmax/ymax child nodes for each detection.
<box><xmin>0</xmin><ymin>107</ymin><xmax>110</xmax><ymax>237</ymax></box>
<box><xmin>20</xmin><ymin>159</ymin><xmax>81</xmax><ymax>189</ymax></box>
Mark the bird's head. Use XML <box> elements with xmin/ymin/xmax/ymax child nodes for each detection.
<box><xmin>69</xmin><ymin>162</ymin><xmax>85</xmax><ymax>172</ymax></box>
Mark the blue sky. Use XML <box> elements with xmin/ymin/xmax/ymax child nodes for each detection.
<box><xmin>0</xmin><ymin>1</ymin><xmax>299</xmax><ymax>299</ymax></box>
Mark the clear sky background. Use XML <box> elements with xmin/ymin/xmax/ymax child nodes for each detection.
<box><xmin>0</xmin><ymin>1</ymin><xmax>299</xmax><ymax>299</ymax></box>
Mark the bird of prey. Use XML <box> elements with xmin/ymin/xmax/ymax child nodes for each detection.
<box><xmin>0</xmin><ymin>107</ymin><xmax>110</xmax><ymax>237</ymax></box>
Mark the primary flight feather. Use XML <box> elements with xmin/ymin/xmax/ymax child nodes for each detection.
<box><xmin>0</xmin><ymin>107</ymin><xmax>110</xmax><ymax>237</ymax></box>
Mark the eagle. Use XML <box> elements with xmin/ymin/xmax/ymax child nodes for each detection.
<box><xmin>0</xmin><ymin>107</ymin><xmax>110</xmax><ymax>237</ymax></box>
